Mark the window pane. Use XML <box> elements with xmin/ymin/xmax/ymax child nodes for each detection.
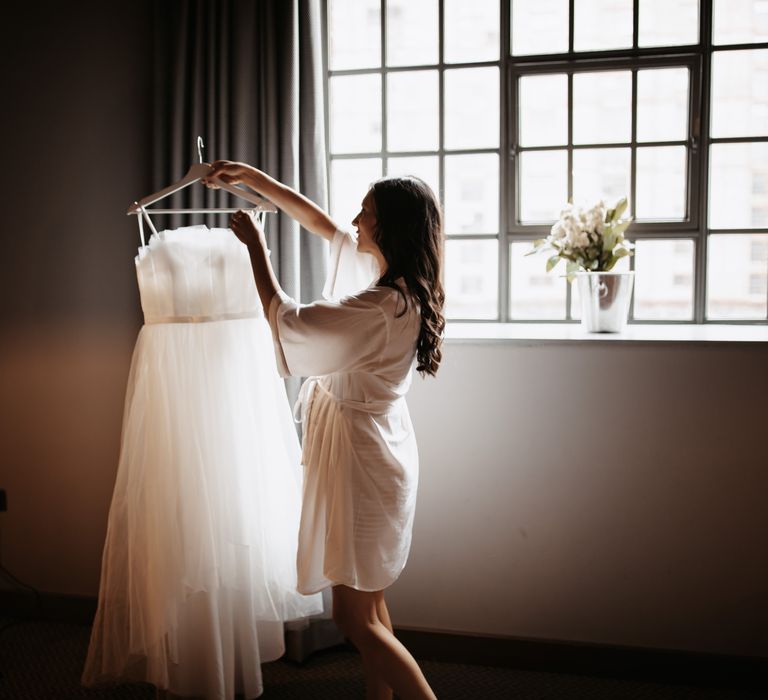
<box><xmin>387</xmin><ymin>71</ymin><xmax>439</xmax><ymax>152</ymax></box>
<box><xmin>509</xmin><ymin>242</ymin><xmax>567</xmax><ymax>319</ymax></box>
<box><xmin>386</xmin><ymin>0</ymin><xmax>438</xmax><ymax>66</ymax></box>
<box><xmin>574</xmin><ymin>0</ymin><xmax>633</xmax><ymax>52</ymax></box>
<box><xmin>387</xmin><ymin>156</ymin><xmax>440</xmax><ymax>199</ymax></box>
<box><xmin>511</xmin><ymin>0</ymin><xmax>569</xmax><ymax>56</ymax></box>
<box><xmin>636</xmin><ymin>146</ymin><xmax>688</xmax><ymax>221</ymax></box>
<box><xmin>445</xmin><ymin>239</ymin><xmax>498</xmax><ymax>319</ymax></box>
<box><xmin>445</xmin><ymin>67</ymin><xmax>500</xmax><ymax>149</ymax></box>
<box><xmin>519</xmin><ymin>74</ymin><xmax>568</xmax><ymax>147</ymax></box>
<box><xmin>639</xmin><ymin>0</ymin><xmax>699</xmax><ymax>47</ymax></box>
<box><xmin>633</xmin><ymin>240</ymin><xmax>694</xmax><ymax>319</ymax></box>
<box><xmin>519</xmin><ymin>150</ymin><xmax>568</xmax><ymax>223</ymax></box>
<box><xmin>637</xmin><ymin>68</ymin><xmax>690</xmax><ymax>142</ymax></box>
<box><xmin>570</xmin><ymin>254</ymin><xmax>630</xmax><ymax>318</ymax></box>
<box><xmin>328</xmin><ymin>0</ymin><xmax>380</xmax><ymax>70</ymax></box>
<box><xmin>444</xmin><ymin>0</ymin><xmax>500</xmax><ymax>63</ymax></box>
<box><xmin>330</xmin><ymin>158</ymin><xmax>382</xmax><ymax>224</ymax></box>
<box><xmin>711</xmin><ymin>49</ymin><xmax>768</xmax><ymax>138</ymax></box>
<box><xmin>572</xmin><ymin>148</ymin><xmax>632</xmax><ymax>210</ymax></box>
<box><xmin>444</xmin><ymin>154</ymin><xmax>499</xmax><ymax>233</ymax></box>
<box><xmin>707</xmin><ymin>234</ymin><xmax>768</xmax><ymax>319</ymax></box>
<box><xmin>713</xmin><ymin>0</ymin><xmax>768</xmax><ymax>45</ymax></box>
<box><xmin>709</xmin><ymin>143</ymin><xmax>768</xmax><ymax>229</ymax></box>
<box><xmin>573</xmin><ymin>71</ymin><xmax>632</xmax><ymax>144</ymax></box>
<box><xmin>329</xmin><ymin>75</ymin><xmax>381</xmax><ymax>153</ymax></box>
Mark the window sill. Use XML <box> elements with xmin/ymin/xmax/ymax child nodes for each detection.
<box><xmin>445</xmin><ymin>322</ymin><xmax>768</xmax><ymax>345</ymax></box>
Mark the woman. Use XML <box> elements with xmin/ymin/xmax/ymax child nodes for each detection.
<box><xmin>204</xmin><ymin>161</ymin><xmax>444</xmax><ymax>700</ymax></box>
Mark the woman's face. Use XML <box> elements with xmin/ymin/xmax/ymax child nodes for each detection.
<box><xmin>352</xmin><ymin>190</ymin><xmax>379</xmax><ymax>255</ymax></box>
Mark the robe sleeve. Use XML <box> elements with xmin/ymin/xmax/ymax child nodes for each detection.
<box><xmin>322</xmin><ymin>228</ymin><xmax>380</xmax><ymax>301</ymax></box>
<box><xmin>268</xmin><ymin>290</ymin><xmax>389</xmax><ymax>378</ymax></box>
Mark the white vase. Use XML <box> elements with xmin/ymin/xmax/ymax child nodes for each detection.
<box><xmin>575</xmin><ymin>271</ymin><xmax>635</xmax><ymax>333</ymax></box>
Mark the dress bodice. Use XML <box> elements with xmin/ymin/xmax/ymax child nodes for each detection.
<box><xmin>136</xmin><ymin>225</ymin><xmax>261</xmax><ymax>323</ymax></box>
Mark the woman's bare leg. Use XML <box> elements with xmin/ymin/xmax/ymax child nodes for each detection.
<box><xmin>361</xmin><ymin>647</ymin><xmax>393</xmax><ymax>700</ymax></box>
<box><xmin>363</xmin><ymin>595</ymin><xmax>396</xmax><ymax>699</ymax></box>
<box><xmin>376</xmin><ymin>595</ymin><xmax>394</xmax><ymax>633</ymax></box>
<box><xmin>333</xmin><ymin>585</ymin><xmax>436</xmax><ymax>700</ymax></box>
<box><xmin>360</xmin><ymin>593</ymin><xmax>394</xmax><ymax>700</ymax></box>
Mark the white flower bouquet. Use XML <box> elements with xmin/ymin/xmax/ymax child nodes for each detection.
<box><xmin>527</xmin><ymin>198</ymin><xmax>634</xmax><ymax>281</ymax></box>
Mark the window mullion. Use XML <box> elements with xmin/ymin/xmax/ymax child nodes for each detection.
<box><xmin>630</xmin><ymin>68</ymin><xmax>638</xmax><ymax>222</ymax></box>
<box><xmin>499</xmin><ymin>0</ymin><xmax>509</xmax><ymax>322</ymax></box>
<box><xmin>565</xmin><ymin>68</ymin><xmax>574</xmax><ymax>319</ymax></box>
<box><xmin>321</xmin><ymin>0</ymin><xmax>331</xmax><ymax>214</ymax></box>
<box><xmin>694</xmin><ymin>0</ymin><xmax>714</xmax><ymax>324</ymax></box>
<box><xmin>438</xmin><ymin>0</ymin><xmax>445</xmax><ymax>293</ymax></box>
<box><xmin>628</xmin><ymin>63</ymin><xmax>638</xmax><ymax>322</ymax></box>
<box><xmin>632</xmin><ymin>0</ymin><xmax>639</xmax><ymax>49</ymax></box>
<box><xmin>380</xmin><ymin>0</ymin><xmax>386</xmax><ymax>176</ymax></box>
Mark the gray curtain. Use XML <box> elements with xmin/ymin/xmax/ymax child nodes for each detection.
<box><xmin>152</xmin><ymin>0</ymin><xmax>342</xmax><ymax>662</ymax></box>
<box><xmin>152</xmin><ymin>0</ymin><xmax>328</xmax><ymax>305</ymax></box>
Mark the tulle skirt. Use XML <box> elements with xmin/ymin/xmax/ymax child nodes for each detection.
<box><xmin>82</xmin><ymin>317</ymin><xmax>322</xmax><ymax>699</ymax></box>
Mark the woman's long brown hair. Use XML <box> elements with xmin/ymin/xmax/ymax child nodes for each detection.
<box><xmin>370</xmin><ymin>176</ymin><xmax>445</xmax><ymax>377</ymax></box>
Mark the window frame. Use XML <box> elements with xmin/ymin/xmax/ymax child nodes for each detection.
<box><xmin>322</xmin><ymin>0</ymin><xmax>768</xmax><ymax>325</ymax></box>
<box><xmin>507</xmin><ymin>52</ymin><xmax>703</xmax><ymax>323</ymax></box>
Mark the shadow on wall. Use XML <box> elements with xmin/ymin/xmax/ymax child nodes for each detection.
<box><xmin>0</xmin><ymin>1</ymin><xmax>154</xmax><ymax>594</ymax></box>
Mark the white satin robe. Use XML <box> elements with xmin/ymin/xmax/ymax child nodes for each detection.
<box><xmin>267</xmin><ymin>229</ymin><xmax>421</xmax><ymax>594</ymax></box>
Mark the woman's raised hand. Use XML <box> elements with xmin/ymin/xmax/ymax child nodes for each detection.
<box><xmin>202</xmin><ymin>160</ymin><xmax>252</xmax><ymax>188</ymax></box>
<box><xmin>203</xmin><ymin>162</ymin><xmax>337</xmax><ymax>242</ymax></box>
<box><xmin>230</xmin><ymin>209</ymin><xmax>266</xmax><ymax>249</ymax></box>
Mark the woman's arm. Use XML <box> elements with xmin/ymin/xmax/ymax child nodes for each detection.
<box><xmin>204</xmin><ymin>160</ymin><xmax>337</xmax><ymax>241</ymax></box>
<box><xmin>229</xmin><ymin>210</ymin><xmax>280</xmax><ymax>314</ymax></box>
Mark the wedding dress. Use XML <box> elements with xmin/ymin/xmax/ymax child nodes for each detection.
<box><xmin>82</xmin><ymin>224</ymin><xmax>322</xmax><ymax>700</ymax></box>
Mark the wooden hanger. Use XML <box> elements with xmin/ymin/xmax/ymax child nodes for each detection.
<box><xmin>126</xmin><ymin>137</ymin><xmax>277</xmax><ymax>216</ymax></box>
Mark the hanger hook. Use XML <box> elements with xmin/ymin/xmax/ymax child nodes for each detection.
<box><xmin>197</xmin><ymin>136</ymin><xmax>204</xmax><ymax>164</ymax></box>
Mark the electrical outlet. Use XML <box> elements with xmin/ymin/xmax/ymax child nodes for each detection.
<box><xmin>0</xmin><ymin>489</ymin><xmax>6</xmax><ymax>512</ymax></box>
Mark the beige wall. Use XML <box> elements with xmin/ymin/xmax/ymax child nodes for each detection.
<box><xmin>1</xmin><ymin>323</ymin><xmax>137</xmax><ymax>593</ymax></box>
<box><xmin>0</xmin><ymin>1</ymin><xmax>151</xmax><ymax>591</ymax></box>
<box><xmin>390</xmin><ymin>340</ymin><xmax>768</xmax><ymax>658</ymax></box>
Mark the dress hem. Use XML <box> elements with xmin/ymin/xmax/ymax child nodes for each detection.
<box><xmin>298</xmin><ymin>570</ymin><xmax>404</xmax><ymax>596</ymax></box>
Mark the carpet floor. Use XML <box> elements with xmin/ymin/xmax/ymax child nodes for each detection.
<box><xmin>1</xmin><ymin>620</ymin><xmax>764</xmax><ymax>700</ymax></box>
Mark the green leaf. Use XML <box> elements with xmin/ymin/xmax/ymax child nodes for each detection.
<box><xmin>526</xmin><ymin>238</ymin><xmax>552</xmax><ymax>255</ymax></box>
<box><xmin>546</xmin><ymin>255</ymin><xmax>561</xmax><ymax>272</ymax></box>
<box><xmin>525</xmin><ymin>239</ymin><xmax>549</xmax><ymax>256</ymax></box>
<box><xmin>602</xmin><ymin>231</ymin><xmax>617</xmax><ymax>253</ymax></box>
<box><xmin>602</xmin><ymin>247</ymin><xmax>632</xmax><ymax>271</ymax></box>
<box><xmin>612</xmin><ymin>219</ymin><xmax>631</xmax><ymax>237</ymax></box>
<box><xmin>613</xmin><ymin>197</ymin><xmax>628</xmax><ymax>221</ymax></box>
<box><xmin>565</xmin><ymin>260</ymin><xmax>581</xmax><ymax>280</ymax></box>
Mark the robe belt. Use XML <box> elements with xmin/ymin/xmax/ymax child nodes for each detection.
<box><xmin>293</xmin><ymin>376</ymin><xmax>402</xmax><ymax>426</ymax></box>
<box><xmin>144</xmin><ymin>310</ymin><xmax>262</xmax><ymax>325</ymax></box>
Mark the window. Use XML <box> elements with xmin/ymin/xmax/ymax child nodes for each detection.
<box><xmin>750</xmin><ymin>272</ymin><xmax>768</xmax><ymax>295</ymax></box>
<box><xmin>709</xmin><ymin>0</ymin><xmax>768</xmax><ymax>320</ymax></box>
<box><xmin>751</xmin><ymin>238</ymin><xmax>768</xmax><ymax>262</ymax></box>
<box><xmin>325</xmin><ymin>0</ymin><xmax>768</xmax><ymax>323</ymax></box>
